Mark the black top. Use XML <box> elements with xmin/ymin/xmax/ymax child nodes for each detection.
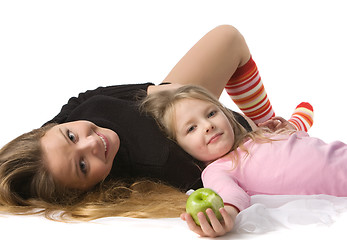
<box><xmin>44</xmin><ymin>83</ymin><xmax>251</xmax><ymax>191</ymax></box>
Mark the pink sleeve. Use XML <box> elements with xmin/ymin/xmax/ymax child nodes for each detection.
<box><xmin>202</xmin><ymin>161</ymin><xmax>251</xmax><ymax>211</ymax></box>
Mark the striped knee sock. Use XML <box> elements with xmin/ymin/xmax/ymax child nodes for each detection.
<box><xmin>225</xmin><ymin>56</ymin><xmax>275</xmax><ymax>124</ymax></box>
<box><xmin>288</xmin><ymin>102</ymin><xmax>314</xmax><ymax>132</ymax></box>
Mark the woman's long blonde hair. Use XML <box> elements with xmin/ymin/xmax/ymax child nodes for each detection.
<box><xmin>0</xmin><ymin>124</ymin><xmax>187</xmax><ymax>221</ymax></box>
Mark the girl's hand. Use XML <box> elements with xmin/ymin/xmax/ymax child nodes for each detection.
<box><xmin>258</xmin><ymin>116</ymin><xmax>296</xmax><ymax>132</ymax></box>
<box><xmin>180</xmin><ymin>207</ymin><xmax>235</xmax><ymax>238</ymax></box>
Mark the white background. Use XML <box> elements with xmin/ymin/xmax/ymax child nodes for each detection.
<box><xmin>0</xmin><ymin>1</ymin><xmax>347</xmax><ymax>239</ymax></box>
<box><xmin>1</xmin><ymin>0</ymin><xmax>347</xmax><ymax>147</ymax></box>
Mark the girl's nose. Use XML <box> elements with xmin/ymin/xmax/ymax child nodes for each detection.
<box><xmin>205</xmin><ymin>122</ymin><xmax>215</xmax><ymax>133</ymax></box>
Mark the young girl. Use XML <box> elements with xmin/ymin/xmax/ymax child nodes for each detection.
<box><xmin>141</xmin><ymin>85</ymin><xmax>346</xmax><ymax>237</ymax></box>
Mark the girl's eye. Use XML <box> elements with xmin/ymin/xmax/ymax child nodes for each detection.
<box><xmin>208</xmin><ymin>111</ymin><xmax>217</xmax><ymax>118</ymax></box>
<box><xmin>67</xmin><ymin>130</ymin><xmax>76</xmax><ymax>143</ymax></box>
<box><xmin>79</xmin><ymin>159</ymin><xmax>87</xmax><ymax>175</ymax></box>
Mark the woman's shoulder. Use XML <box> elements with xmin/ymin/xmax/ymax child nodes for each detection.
<box><xmin>44</xmin><ymin>82</ymin><xmax>154</xmax><ymax>125</ymax></box>
<box><xmin>87</xmin><ymin>82</ymin><xmax>154</xmax><ymax>100</ymax></box>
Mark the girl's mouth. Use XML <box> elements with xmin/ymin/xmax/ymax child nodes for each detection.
<box><xmin>207</xmin><ymin>133</ymin><xmax>223</xmax><ymax>144</ymax></box>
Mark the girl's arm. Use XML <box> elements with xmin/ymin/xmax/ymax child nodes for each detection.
<box><xmin>180</xmin><ymin>205</ymin><xmax>239</xmax><ymax>238</ymax></box>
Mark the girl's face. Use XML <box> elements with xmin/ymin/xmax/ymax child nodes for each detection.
<box><xmin>173</xmin><ymin>98</ymin><xmax>235</xmax><ymax>163</ymax></box>
<box><xmin>40</xmin><ymin>120</ymin><xmax>119</xmax><ymax>190</ymax></box>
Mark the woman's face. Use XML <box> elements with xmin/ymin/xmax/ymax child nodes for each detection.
<box><xmin>40</xmin><ymin>120</ymin><xmax>119</xmax><ymax>190</ymax></box>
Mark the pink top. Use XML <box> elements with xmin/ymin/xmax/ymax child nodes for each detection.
<box><xmin>201</xmin><ymin>131</ymin><xmax>347</xmax><ymax>211</ymax></box>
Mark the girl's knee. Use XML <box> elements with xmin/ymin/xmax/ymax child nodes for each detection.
<box><xmin>210</xmin><ymin>25</ymin><xmax>245</xmax><ymax>45</ymax></box>
<box><xmin>214</xmin><ymin>25</ymin><xmax>241</xmax><ymax>37</ymax></box>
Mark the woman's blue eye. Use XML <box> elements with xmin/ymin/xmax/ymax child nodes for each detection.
<box><xmin>79</xmin><ymin>159</ymin><xmax>87</xmax><ymax>175</ymax></box>
<box><xmin>187</xmin><ymin>126</ymin><xmax>196</xmax><ymax>133</ymax></box>
<box><xmin>67</xmin><ymin>130</ymin><xmax>76</xmax><ymax>142</ymax></box>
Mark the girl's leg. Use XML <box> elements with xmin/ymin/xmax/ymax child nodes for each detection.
<box><xmin>162</xmin><ymin>25</ymin><xmax>275</xmax><ymax>124</ymax></box>
<box><xmin>288</xmin><ymin>102</ymin><xmax>314</xmax><ymax>131</ymax></box>
<box><xmin>162</xmin><ymin>25</ymin><xmax>250</xmax><ymax>97</ymax></box>
<box><xmin>161</xmin><ymin>25</ymin><xmax>314</xmax><ymax>131</ymax></box>
<box><xmin>225</xmin><ymin>56</ymin><xmax>275</xmax><ymax>124</ymax></box>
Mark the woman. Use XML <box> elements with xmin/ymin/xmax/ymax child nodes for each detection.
<box><xmin>0</xmin><ymin>25</ymin><xmax>279</xmax><ymax>224</ymax></box>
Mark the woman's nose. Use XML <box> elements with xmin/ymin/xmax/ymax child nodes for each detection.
<box><xmin>78</xmin><ymin>136</ymin><xmax>99</xmax><ymax>155</ymax></box>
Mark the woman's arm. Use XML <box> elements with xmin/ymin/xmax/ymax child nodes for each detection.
<box><xmin>180</xmin><ymin>205</ymin><xmax>239</xmax><ymax>238</ymax></box>
<box><xmin>258</xmin><ymin>116</ymin><xmax>297</xmax><ymax>131</ymax></box>
<box><xmin>242</xmin><ymin>114</ymin><xmax>259</xmax><ymax>131</ymax></box>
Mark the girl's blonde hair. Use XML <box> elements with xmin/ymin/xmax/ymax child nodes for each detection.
<box><xmin>141</xmin><ymin>85</ymin><xmax>295</xmax><ymax>168</ymax></box>
<box><xmin>141</xmin><ymin>85</ymin><xmax>254</xmax><ymax>153</ymax></box>
<box><xmin>0</xmin><ymin>124</ymin><xmax>187</xmax><ymax>221</ymax></box>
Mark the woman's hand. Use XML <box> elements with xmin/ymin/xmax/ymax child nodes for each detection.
<box><xmin>147</xmin><ymin>83</ymin><xmax>183</xmax><ymax>95</ymax></box>
<box><xmin>180</xmin><ymin>206</ymin><xmax>237</xmax><ymax>238</ymax></box>
<box><xmin>258</xmin><ymin>116</ymin><xmax>296</xmax><ymax>132</ymax></box>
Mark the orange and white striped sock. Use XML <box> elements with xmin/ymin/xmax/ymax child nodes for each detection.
<box><xmin>225</xmin><ymin>56</ymin><xmax>275</xmax><ymax>124</ymax></box>
<box><xmin>288</xmin><ymin>102</ymin><xmax>314</xmax><ymax>132</ymax></box>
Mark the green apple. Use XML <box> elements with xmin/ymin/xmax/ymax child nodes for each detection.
<box><xmin>186</xmin><ymin>188</ymin><xmax>224</xmax><ymax>226</ymax></box>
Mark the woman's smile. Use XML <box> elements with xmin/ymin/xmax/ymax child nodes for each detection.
<box><xmin>96</xmin><ymin>132</ymin><xmax>109</xmax><ymax>160</ymax></box>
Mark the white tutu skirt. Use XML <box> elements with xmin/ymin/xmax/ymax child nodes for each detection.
<box><xmin>234</xmin><ymin>195</ymin><xmax>347</xmax><ymax>234</ymax></box>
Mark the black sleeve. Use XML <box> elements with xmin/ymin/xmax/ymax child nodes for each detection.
<box><xmin>43</xmin><ymin>83</ymin><xmax>153</xmax><ymax>126</ymax></box>
<box><xmin>232</xmin><ymin>111</ymin><xmax>252</xmax><ymax>132</ymax></box>
<box><xmin>162</xmin><ymin>141</ymin><xmax>204</xmax><ymax>191</ymax></box>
